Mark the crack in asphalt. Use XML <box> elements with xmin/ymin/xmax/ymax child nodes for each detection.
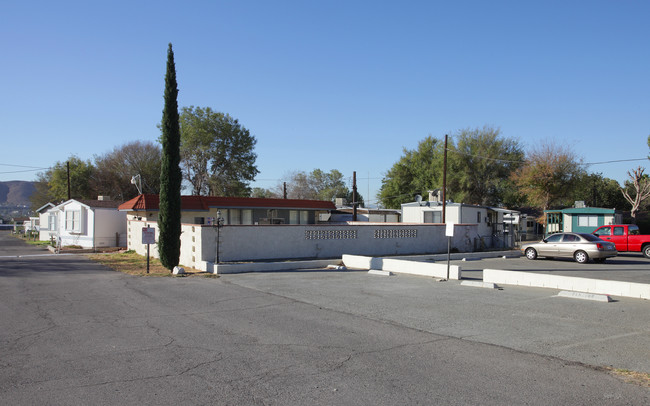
<box><xmin>71</xmin><ymin>350</ymin><xmax>225</xmax><ymax>389</ymax></box>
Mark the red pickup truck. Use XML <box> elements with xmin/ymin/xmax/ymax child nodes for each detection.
<box><xmin>592</xmin><ymin>224</ymin><xmax>650</xmax><ymax>258</ymax></box>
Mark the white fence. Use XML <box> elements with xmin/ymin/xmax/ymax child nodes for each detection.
<box><xmin>126</xmin><ymin>221</ymin><xmax>479</xmax><ymax>272</ymax></box>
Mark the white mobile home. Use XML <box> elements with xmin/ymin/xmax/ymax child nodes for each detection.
<box><xmin>37</xmin><ymin>203</ymin><xmax>56</xmax><ymax>241</ymax></box>
<box><xmin>52</xmin><ymin>198</ymin><xmax>126</xmax><ymax>249</ymax></box>
<box><xmin>401</xmin><ymin>199</ymin><xmax>523</xmax><ymax>249</ymax></box>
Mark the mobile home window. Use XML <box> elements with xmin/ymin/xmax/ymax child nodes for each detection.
<box><xmin>242</xmin><ymin>210</ymin><xmax>253</xmax><ymax>225</ymax></box>
<box><xmin>230</xmin><ymin>209</ymin><xmax>241</xmax><ymax>225</ymax></box>
<box><xmin>476</xmin><ymin>212</ymin><xmax>481</xmax><ymax>223</ymax></box>
<box><xmin>577</xmin><ymin>215</ymin><xmax>598</xmax><ymax>227</ymax></box>
<box><xmin>65</xmin><ymin>210</ymin><xmax>81</xmax><ymax>232</ymax></box>
<box><xmin>289</xmin><ymin>210</ymin><xmax>299</xmax><ymax>224</ymax></box>
<box><xmin>424</xmin><ymin>211</ymin><xmax>442</xmax><ymax>223</ymax></box>
<box><xmin>48</xmin><ymin>215</ymin><xmax>57</xmax><ymax>231</ymax></box>
<box><xmin>300</xmin><ymin>211</ymin><xmax>309</xmax><ymax>224</ymax></box>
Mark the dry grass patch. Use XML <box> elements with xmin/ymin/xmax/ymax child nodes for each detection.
<box><xmin>87</xmin><ymin>251</ymin><xmax>217</xmax><ymax>278</ymax></box>
<box><xmin>606</xmin><ymin>368</ymin><xmax>650</xmax><ymax>388</ymax></box>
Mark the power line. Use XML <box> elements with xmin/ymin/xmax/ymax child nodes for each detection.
<box><xmin>584</xmin><ymin>158</ymin><xmax>647</xmax><ymax>165</ymax></box>
<box><xmin>445</xmin><ymin>148</ymin><xmax>648</xmax><ymax>167</ymax></box>
<box><xmin>0</xmin><ymin>163</ymin><xmax>49</xmax><ymax>169</ymax></box>
<box><xmin>0</xmin><ymin>168</ymin><xmax>50</xmax><ymax>174</ymax></box>
<box><xmin>0</xmin><ymin>163</ymin><xmax>52</xmax><ymax>175</ymax></box>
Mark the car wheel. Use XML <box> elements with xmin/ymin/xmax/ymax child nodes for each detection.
<box><xmin>574</xmin><ymin>250</ymin><xmax>589</xmax><ymax>264</ymax></box>
<box><xmin>525</xmin><ymin>247</ymin><xmax>537</xmax><ymax>260</ymax></box>
<box><xmin>643</xmin><ymin>245</ymin><xmax>650</xmax><ymax>259</ymax></box>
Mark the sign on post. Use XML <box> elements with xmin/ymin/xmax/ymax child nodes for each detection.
<box><xmin>142</xmin><ymin>227</ymin><xmax>155</xmax><ymax>244</ymax></box>
<box><xmin>142</xmin><ymin>227</ymin><xmax>155</xmax><ymax>273</ymax></box>
<box><xmin>503</xmin><ymin>215</ymin><xmax>516</xmax><ymax>224</ymax></box>
<box><xmin>445</xmin><ymin>222</ymin><xmax>455</xmax><ymax>237</ymax></box>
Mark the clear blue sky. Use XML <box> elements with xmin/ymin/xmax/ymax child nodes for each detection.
<box><xmin>2</xmin><ymin>1</ymin><xmax>648</xmax><ymax>207</ymax></box>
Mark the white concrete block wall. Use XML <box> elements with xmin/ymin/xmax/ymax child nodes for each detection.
<box><xmin>179</xmin><ymin>225</ymin><xmax>194</xmax><ymax>268</ymax></box>
<box><xmin>125</xmin><ymin>220</ymin><xmax>478</xmax><ymax>269</ymax></box>
<box><xmin>127</xmin><ymin>222</ymin><xmax>214</xmax><ymax>270</ymax></box>
<box><xmin>127</xmin><ymin>220</ymin><xmax>160</xmax><ymax>258</ymax></box>
<box><xmin>205</xmin><ymin>223</ymin><xmax>476</xmax><ymax>263</ymax></box>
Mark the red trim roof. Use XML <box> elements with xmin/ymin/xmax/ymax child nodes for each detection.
<box><xmin>118</xmin><ymin>194</ymin><xmax>336</xmax><ymax>211</ymax></box>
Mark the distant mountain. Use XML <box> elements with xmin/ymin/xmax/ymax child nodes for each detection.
<box><xmin>0</xmin><ymin>181</ymin><xmax>36</xmax><ymax>205</ymax></box>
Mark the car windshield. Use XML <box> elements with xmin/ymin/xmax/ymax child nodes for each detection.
<box><xmin>579</xmin><ymin>233</ymin><xmax>601</xmax><ymax>242</ymax></box>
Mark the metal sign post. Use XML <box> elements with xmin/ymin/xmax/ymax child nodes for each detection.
<box><xmin>142</xmin><ymin>226</ymin><xmax>155</xmax><ymax>273</ymax></box>
<box><xmin>445</xmin><ymin>223</ymin><xmax>455</xmax><ymax>280</ymax></box>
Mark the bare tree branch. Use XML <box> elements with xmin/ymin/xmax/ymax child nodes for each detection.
<box><xmin>620</xmin><ymin>166</ymin><xmax>650</xmax><ymax>221</ymax></box>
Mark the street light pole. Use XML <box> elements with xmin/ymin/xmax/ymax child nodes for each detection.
<box><xmin>216</xmin><ymin>210</ymin><xmax>224</xmax><ymax>264</ymax></box>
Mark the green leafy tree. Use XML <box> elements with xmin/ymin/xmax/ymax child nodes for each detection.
<box><xmin>250</xmin><ymin>187</ymin><xmax>278</xmax><ymax>198</ymax></box>
<box><xmin>92</xmin><ymin>140</ymin><xmax>162</xmax><ymax>200</ymax></box>
<box><xmin>30</xmin><ymin>176</ymin><xmax>53</xmax><ymax>210</ymax></box>
<box><xmin>570</xmin><ymin>172</ymin><xmax>628</xmax><ymax>210</ymax></box>
<box><xmin>158</xmin><ymin>43</ymin><xmax>182</xmax><ymax>271</ymax></box>
<box><xmin>179</xmin><ymin>106</ymin><xmax>259</xmax><ymax>197</ymax></box>
<box><xmin>511</xmin><ymin>141</ymin><xmax>582</xmax><ymax>211</ymax></box>
<box><xmin>345</xmin><ymin>188</ymin><xmax>365</xmax><ymax>208</ymax></box>
<box><xmin>378</xmin><ymin>136</ymin><xmax>444</xmax><ymax>209</ymax></box>
<box><xmin>308</xmin><ymin>169</ymin><xmax>349</xmax><ymax>201</ymax></box>
<box><xmin>448</xmin><ymin>126</ymin><xmax>524</xmax><ymax>206</ymax></box>
<box><xmin>279</xmin><ymin>169</ymin><xmax>362</xmax><ymax>204</ymax></box>
<box><xmin>30</xmin><ymin>156</ymin><xmax>95</xmax><ymax>209</ymax></box>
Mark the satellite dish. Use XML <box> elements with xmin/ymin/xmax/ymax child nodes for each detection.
<box><xmin>130</xmin><ymin>174</ymin><xmax>143</xmax><ymax>195</ymax></box>
<box><xmin>415</xmin><ymin>194</ymin><xmax>422</xmax><ymax>204</ymax></box>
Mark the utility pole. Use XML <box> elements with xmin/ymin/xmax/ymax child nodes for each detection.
<box><xmin>67</xmin><ymin>161</ymin><xmax>71</xmax><ymax>200</ymax></box>
<box><xmin>352</xmin><ymin>171</ymin><xmax>358</xmax><ymax>221</ymax></box>
<box><xmin>283</xmin><ymin>182</ymin><xmax>287</xmax><ymax>199</ymax></box>
<box><xmin>442</xmin><ymin>134</ymin><xmax>448</xmax><ymax>224</ymax></box>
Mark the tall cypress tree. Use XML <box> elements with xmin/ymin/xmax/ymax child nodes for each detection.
<box><xmin>158</xmin><ymin>43</ymin><xmax>182</xmax><ymax>270</ymax></box>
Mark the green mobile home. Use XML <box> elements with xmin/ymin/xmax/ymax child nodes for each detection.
<box><xmin>544</xmin><ymin>206</ymin><xmax>621</xmax><ymax>236</ymax></box>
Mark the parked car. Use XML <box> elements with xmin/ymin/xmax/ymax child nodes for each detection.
<box><xmin>521</xmin><ymin>232</ymin><xmax>617</xmax><ymax>263</ymax></box>
<box><xmin>592</xmin><ymin>224</ymin><xmax>650</xmax><ymax>258</ymax></box>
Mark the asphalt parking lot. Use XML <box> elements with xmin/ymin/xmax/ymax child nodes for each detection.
<box><xmin>1</xmin><ymin>232</ymin><xmax>649</xmax><ymax>404</ymax></box>
<box><xmin>454</xmin><ymin>252</ymin><xmax>650</xmax><ymax>284</ymax></box>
